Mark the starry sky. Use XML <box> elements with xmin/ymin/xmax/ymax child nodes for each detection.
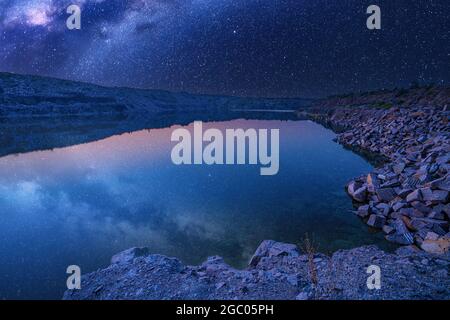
<box><xmin>0</xmin><ymin>0</ymin><xmax>449</xmax><ymax>98</ymax></box>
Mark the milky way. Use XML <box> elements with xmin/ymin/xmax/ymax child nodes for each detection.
<box><xmin>0</xmin><ymin>0</ymin><xmax>449</xmax><ymax>97</ymax></box>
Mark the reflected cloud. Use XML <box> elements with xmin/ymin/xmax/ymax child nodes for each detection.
<box><xmin>0</xmin><ymin>119</ymin><xmax>391</xmax><ymax>299</ymax></box>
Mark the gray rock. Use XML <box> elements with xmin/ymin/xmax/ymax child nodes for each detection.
<box><xmin>393</xmin><ymin>218</ymin><xmax>410</xmax><ymax>234</ymax></box>
<box><xmin>411</xmin><ymin>201</ymin><xmax>432</xmax><ymax>214</ymax></box>
<box><xmin>367</xmin><ymin>214</ymin><xmax>386</xmax><ymax>229</ymax></box>
<box><xmin>411</xmin><ymin>218</ymin><xmax>449</xmax><ymax>232</ymax></box>
<box><xmin>385</xmin><ymin>219</ymin><xmax>414</xmax><ymax>245</ymax></box>
<box><xmin>420</xmin><ymin>238</ymin><xmax>450</xmax><ymax>254</ymax></box>
<box><xmin>420</xmin><ymin>187</ymin><xmax>434</xmax><ymax>201</ymax></box>
<box><xmin>396</xmin><ymin>188</ymin><xmax>413</xmax><ymax>198</ymax></box>
<box><xmin>347</xmin><ymin>181</ymin><xmax>360</xmax><ymax>197</ymax></box>
<box><xmin>429</xmin><ymin>190</ymin><xmax>448</xmax><ymax>202</ymax></box>
<box><xmin>386</xmin><ymin>233</ymin><xmax>414</xmax><ymax>245</ymax></box>
<box><xmin>406</xmin><ymin>189</ymin><xmax>422</xmax><ymax>202</ymax></box>
<box><xmin>352</xmin><ymin>186</ymin><xmax>367</xmax><ymax>202</ymax></box>
<box><xmin>427</xmin><ymin>176</ymin><xmax>450</xmax><ymax>191</ymax></box>
<box><xmin>63</xmin><ymin>242</ymin><xmax>450</xmax><ymax>300</ymax></box>
<box><xmin>111</xmin><ymin>247</ymin><xmax>150</xmax><ymax>265</ymax></box>
<box><xmin>431</xmin><ymin>224</ymin><xmax>447</xmax><ymax>236</ymax></box>
<box><xmin>376</xmin><ymin>188</ymin><xmax>397</xmax><ymax>202</ymax></box>
<box><xmin>392</xmin><ymin>201</ymin><xmax>406</xmax><ymax>212</ymax></box>
<box><xmin>393</xmin><ymin>162</ymin><xmax>406</xmax><ymax>174</ymax></box>
<box><xmin>428</xmin><ymin>207</ymin><xmax>445</xmax><ymax>220</ymax></box>
<box><xmin>382</xmin><ymin>225</ymin><xmax>395</xmax><ymax>234</ymax></box>
<box><xmin>249</xmin><ymin>240</ymin><xmax>299</xmax><ymax>267</ymax></box>
<box><xmin>317</xmin><ymin>105</ymin><xmax>449</xmax><ymax>255</ymax></box>
<box><xmin>357</xmin><ymin>204</ymin><xmax>371</xmax><ymax>218</ymax></box>
<box><xmin>381</xmin><ymin>179</ymin><xmax>401</xmax><ymax>188</ymax></box>
<box><xmin>295</xmin><ymin>292</ymin><xmax>311</xmax><ymax>300</ymax></box>
<box><xmin>376</xmin><ymin>203</ymin><xmax>391</xmax><ymax>216</ymax></box>
<box><xmin>399</xmin><ymin>207</ymin><xmax>425</xmax><ymax>218</ymax></box>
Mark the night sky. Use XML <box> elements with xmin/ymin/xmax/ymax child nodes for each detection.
<box><xmin>0</xmin><ymin>0</ymin><xmax>449</xmax><ymax>98</ymax></box>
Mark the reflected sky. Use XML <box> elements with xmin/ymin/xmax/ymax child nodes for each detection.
<box><xmin>0</xmin><ymin>119</ymin><xmax>393</xmax><ymax>299</ymax></box>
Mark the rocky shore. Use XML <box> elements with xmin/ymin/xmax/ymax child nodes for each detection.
<box><xmin>64</xmin><ymin>240</ymin><xmax>449</xmax><ymax>300</ymax></box>
<box><xmin>309</xmin><ymin>104</ymin><xmax>449</xmax><ymax>254</ymax></box>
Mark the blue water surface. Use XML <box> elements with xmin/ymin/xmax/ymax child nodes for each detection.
<box><xmin>0</xmin><ymin>119</ymin><xmax>392</xmax><ymax>299</ymax></box>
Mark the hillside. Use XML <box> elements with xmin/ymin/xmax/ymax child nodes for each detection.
<box><xmin>0</xmin><ymin>72</ymin><xmax>312</xmax><ymax>118</ymax></box>
<box><xmin>307</xmin><ymin>85</ymin><xmax>450</xmax><ymax>111</ymax></box>
<box><xmin>0</xmin><ymin>72</ymin><xmax>309</xmax><ymax>156</ymax></box>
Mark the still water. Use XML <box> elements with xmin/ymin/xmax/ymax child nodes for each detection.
<box><xmin>0</xmin><ymin>119</ymin><xmax>393</xmax><ymax>299</ymax></box>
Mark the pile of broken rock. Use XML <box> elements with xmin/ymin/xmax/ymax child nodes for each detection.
<box><xmin>334</xmin><ymin>106</ymin><xmax>449</xmax><ymax>254</ymax></box>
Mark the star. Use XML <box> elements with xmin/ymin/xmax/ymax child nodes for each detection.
<box><xmin>0</xmin><ymin>0</ymin><xmax>448</xmax><ymax>98</ymax></box>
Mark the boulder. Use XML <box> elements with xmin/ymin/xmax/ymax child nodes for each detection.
<box><xmin>404</xmin><ymin>177</ymin><xmax>421</xmax><ymax>189</ymax></box>
<box><xmin>111</xmin><ymin>247</ymin><xmax>150</xmax><ymax>265</ymax></box>
<box><xmin>295</xmin><ymin>292</ymin><xmax>312</xmax><ymax>300</ymax></box>
<box><xmin>392</xmin><ymin>162</ymin><xmax>406</xmax><ymax>175</ymax></box>
<box><xmin>427</xmin><ymin>176</ymin><xmax>449</xmax><ymax>191</ymax></box>
<box><xmin>399</xmin><ymin>207</ymin><xmax>424</xmax><ymax>218</ymax></box>
<box><xmin>396</xmin><ymin>188</ymin><xmax>413</xmax><ymax>198</ymax></box>
<box><xmin>375</xmin><ymin>203</ymin><xmax>391</xmax><ymax>216</ymax></box>
<box><xmin>357</xmin><ymin>205</ymin><xmax>371</xmax><ymax>218</ymax></box>
<box><xmin>400</xmin><ymin>216</ymin><xmax>414</xmax><ymax>231</ymax></box>
<box><xmin>386</xmin><ymin>233</ymin><xmax>414</xmax><ymax>245</ymax></box>
<box><xmin>406</xmin><ymin>189</ymin><xmax>422</xmax><ymax>202</ymax></box>
<box><xmin>428</xmin><ymin>211</ymin><xmax>445</xmax><ymax>220</ymax></box>
<box><xmin>381</xmin><ymin>179</ymin><xmax>401</xmax><ymax>188</ymax></box>
<box><xmin>382</xmin><ymin>225</ymin><xmax>395</xmax><ymax>234</ymax></box>
<box><xmin>394</xmin><ymin>218</ymin><xmax>410</xmax><ymax>234</ymax></box>
<box><xmin>367</xmin><ymin>214</ymin><xmax>386</xmax><ymax>229</ymax></box>
<box><xmin>385</xmin><ymin>218</ymin><xmax>415</xmax><ymax>244</ymax></box>
<box><xmin>420</xmin><ymin>238</ymin><xmax>450</xmax><ymax>254</ymax></box>
<box><xmin>430</xmin><ymin>190</ymin><xmax>448</xmax><ymax>203</ymax></box>
<box><xmin>410</xmin><ymin>219</ymin><xmax>428</xmax><ymax>231</ymax></box>
<box><xmin>392</xmin><ymin>201</ymin><xmax>406</xmax><ymax>212</ymax></box>
<box><xmin>376</xmin><ymin>188</ymin><xmax>397</xmax><ymax>202</ymax></box>
<box><xmin>431</xmin><ymin>224</ymin><xmax>447</xmax><ymax>236</ymax></box>
<box><xmin>410</xmin><ymin>217</ymin><xmax>449</xmax><ymax>232</ymax></box>
<box><xmin>352</xmin><ymin>186</ymin><xmax>367</xmax><ymax>202</ymax></box>
<box><xmin>425</xmin><ymin>232</ymin><xmax>440</xmax><ymax>241</ymax></box>
<box><xmin>411</xmin><ymin>201</ymin><xmax>432</xmax><ymax>214</ymax></box>
<box><xmin>249</xmin><ymin>240</ymin><xmax>299</xmax><ymax>267</ymax></box>
<box><xmin>347</xmin><ymin>181</ymin><xmax>359</xmax><ymax>197</ymax></box>
<box><xmin>420</xmin><ymin>188</ymin><xmax>434</xmax><ymax>201</ymax></box>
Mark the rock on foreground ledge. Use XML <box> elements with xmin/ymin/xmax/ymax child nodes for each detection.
<box><xmin>63</xmin><ymin>241</ymin><xmax>450</xmax><ymax>300</ymax></box>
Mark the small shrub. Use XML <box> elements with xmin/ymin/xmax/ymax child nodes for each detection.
<box><xmin>300</xmin><ymin>233</ymin><xmax>318</xmax><ymax>286</ymax></box>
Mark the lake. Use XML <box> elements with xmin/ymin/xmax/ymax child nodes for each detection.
<box><xmin>0</xmin><ymin>117</ymin><xmax>394</xmax><ymax>299</ymax></box>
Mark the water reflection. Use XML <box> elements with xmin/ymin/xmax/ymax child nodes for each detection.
<box><xmin>0</xmin><ymin>118</ymin><xmax>393</xmax><ymax>299</ymax></box>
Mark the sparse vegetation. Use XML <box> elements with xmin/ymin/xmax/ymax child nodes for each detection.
<box><xmin>300</xmin><ymin>233</ymin><xmax>318</xmax><ymax>287</ymax></box>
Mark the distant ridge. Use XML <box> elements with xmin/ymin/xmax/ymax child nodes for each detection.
<box><xmin>0</xmin><ymin>72</ymin><xmax>313</xmax><ymax>117</ymax></box>
<box><xmin>308</xmin><ymin>85</ymin><xmax>450</xmax><ymax>110</ymax></box>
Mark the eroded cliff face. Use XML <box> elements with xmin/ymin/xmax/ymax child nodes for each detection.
<box><xmin>63</xmin><ymin>240</ymin><xmax>450</xmax><ymax>300</ymax></box>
